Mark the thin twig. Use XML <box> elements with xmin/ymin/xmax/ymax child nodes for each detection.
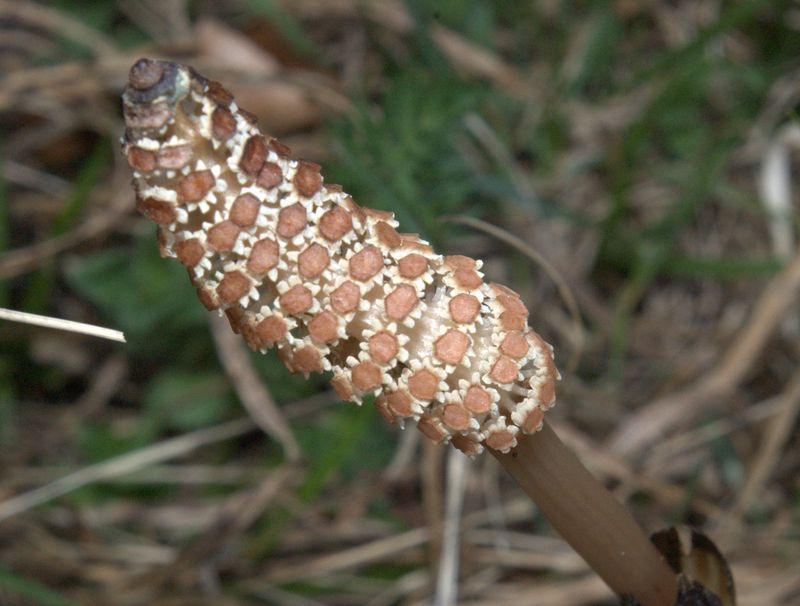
<box><xmin>0</xmin><ymin>307</ymin><xmax>126</xmax><ymax>343</ymax></box>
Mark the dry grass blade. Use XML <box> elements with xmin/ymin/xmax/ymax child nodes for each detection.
<box><xmin>0</xmin><ymin>307</ymin><xmax>125</xmax><ymax>343</ymax></box>
<box><xmin>0</xmin><ymin>167</ymin><xmax>133</xmax><ymax>280</ymax></box>
<box><xmin>209</xmin><ymin>313</ymin><xmax>301</xmax><ymax>462</ymax></box>
<box><xmin>609</xmin><ymin>247</ymin><xmax>800</xmax><ymax>457</ymax></box>
<box><xmin>720</xmin><ymin>367</ymin><xmax>800</xmax><ymax>531</ymax></box>
<box><xmin>0</xmin><ymin>417</ymin><xmax>255</xmax><ymax>522</ymax></box>
<box><xmin>429</xmin><ymin>25</ymin><xmax>526</xmax><ymax>95</ymax></box>
<box><xmin>435</xmin><ymin>449</ymin><xmax>469</xmax><ymax>606</ymax></box>
<box><xmin>139</xmin><ymin>466</ymin><xmax>300</xmax><ymax>596</ymax></box>
<box><xmin>265</xmin><ymin>499</ymin><xmax>537</xmax><ymax>585</ymax></box>
<box><xmin>0</xmin><ymin>0</ymin><xmax>120</xmax><ymax>58</ymax></box>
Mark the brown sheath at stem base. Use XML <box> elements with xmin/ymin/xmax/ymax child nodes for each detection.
<box><xmin>491</xmin><ymin>421</ymin><xmax>678</xmax><ymax>606</ymax></box>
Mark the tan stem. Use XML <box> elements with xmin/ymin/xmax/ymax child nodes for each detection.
<box><xmin>491</xmin><ymin>421</ymin><xmax>677</xmax><ymax>606</ymax></box>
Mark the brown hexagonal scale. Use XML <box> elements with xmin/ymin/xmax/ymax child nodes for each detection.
<box><xmin>293</xmin><ymin>161</ymin><xmax>323</xmax><ymax>197</ymax></box>
<box><xmin>368</xmin><ymin>331</ymin><xmax>399</xmax><ymax>365</ymax></box>
<box><xmin>292</xmin><ymin>346</ymin><xmax>322</xmax><ymax>373</ymax></box>
<box><xmin>449</xmin><ymin>293</ymin><xmax>480</xmax><ymax>324</ymax></box>
<box><xmin>255</xmin><ymin>315</ymin><xmax>286</xmax><ymax>343</ymax></box>
<box><xmin>342</xmin><ymin>197</ymin><xmax>366</xmax><ymax>225</ymax></box>
<box><xmin>374</xmin><ymin>395</ymin><xmax>396</xmax><ymax>425</ymax></box>
<box><xmin>387</xmin><ymin>390</ymin><xmax>414</xmax><ymax>416</ymax></box>
<box><xmin>398</xmin><ymin>253</ymin><xmax>428</xmax><ymax>279</ymax></box>
<box><xmin>330</xmin><ymin>281</ymin><xmax>360</xmax><ymax>314</ymax></box>
<box><xmin>212</xmin><ymin>106</ymin><xmax>237</xmax><ymax>140</ymax></box>
<box><xmin>319</xmin><ymin>207</ymin><xmax>352</xmax><ymax>242</ymax></box>
<box><xmin>257</xmin><ymin>162</ymin><xmax>283</xmax><ymax>190</ymax></box>
<box><xmin>463</xmin><ymin>386</ymin><xmax>491</xmax><ymax>413</ymax></box>
<box><xmin>490</xmin><ymin>283</ymin><xmax>520</xmax><ymax>299</ymax></box>
<box><xmin>269</xmin><ymin>138</ymin><xmax>292</xmax><ymax>157</ymax></box>
<box><xmin>239</xmin><ymin>135</ymin><xmax>267</xmax><ymax>175</ymax></box>
<box><xmin>349</xmin><ymin>245</ymin><xmax>383</xmax><ymax>281</ymax></box>
<box><xmin>385</xmin><ymin>284</ymin><xmax>418</xmax><ymax>320</ymax></box>
<box><xmin>125</xmin><ymin>103</ymin><xmax>171</xmax><ymax>130</ymax></box>
<box><xmin>417</xmin><ymin>416</ymin><xmax>448</xmax><ymax>443</ymax></box>
<box><xmin>206</xmin><ymin>80</ymin><xmax>233</xmax><ymax>105</ymax></box>
<box><xmin>520</xmin><ymin>407</ymin><xmax>545</xmax><ymax>433</ymax></box>
<box><xmin>298</xmin><ymin>243</ymin><xmax>329</xmax><ymax>278</ymax></box>
<box><xmin>174</xmin><ymin>238</ymin><xmax>205</xmax><ymax>267</ymax></box>
<box><xmin>531</xmin><ymin>375</ymin><xmax>557</xmax><ymax>409</ymax></box>
<box><xmin>454</xmin><ymin>268</ymin><xmax>482</xmax><ymax>290</ymax></box>
<box><xmin>308</xmin><ymin>311</ymin><xmax>339</xmax><ymax>343</ymax></box>
<box><xmin>351</xmin><ymin>361</ymin><xmax>382</xmax><ymax>392</ymax></box>
<box><xmin>363</xmin><ymin>207</ymin><xmax>394</xmax><ymax>221</ymax></box>
<box><xmin>217</xmin><ymin>270</ymin><xmax>250</xmax><ymax>305</ymax></box>
<box><xmin>528</xmin><ymin>330</ymin><xmax>558</xmax><ymax>382</ymax></box>
<box><xmin>500</xmin><ymin>312</ymin><xmax>526</xmax><ymax>332</ymax></box>
<box><xmin>434</xmin><ymin>329</ymin><xmax>469</xmax><ymax>365</ymax></box>
<box><xmin>196</xmin><ymin>286</ymin><xmax>219</xmax><ymax>310</ymax></box>
<box><xmin>229</xmin><ymin>193</ymin><xmax>260</xmax><ymax>227</ymax></box>
<box><xmin>238</xmin><ymin>108</ymin><xmax>257</xmax><ymax>125</ymax></box>
<box><xmin>157</xmin><ymin>145</ymin><xmax>193</xmax><ymax>169</ymax></box>
<box><xmin>401</xmin><ymin>235</ymin><xmax>433</xmax><ymax>253</ymax></box>
<box><xmin>277</xmin><ymin>203</ymin><xmax>307</xmax><ymax>239</ymax></box>
<box><xmin>206</xmin><ymin>220</ymin><xmax>239</xmax><ymax>252</ymax></box>
<box><xmin>408</xmin><ymin>369</ymin><xmax>438</xmax><ymax>400</ymax></box>
<box><xmin>136</xmin><ymin>197</ymin><xmax>175</xmax><ymax>225</ymax></box>
<box><xmin>500</xmin><ymin>332</ymin><xmax>529</xmax><ymax>358</ymax></box>
<box><xmin>330</xmin><ymin>375</ymin><xmax>354</xmax><ymax>401</ymax></box>
<box><xmin>451</xmin><ymin>434</ymin><xmax>482</xmax><ymax>456</ymax></box>
<box><xmin>224</xmin><ymin>307</ymin><xmax>245</xmax><ymax>334</ymax></box>
<box><xmin>485</xmin><ymin>429</ymin><xmax>515</xmax><ymax>451</ymax></box>
<box><xmin>279</xmin><ymin>285</ymin><xmax>313</xmax><ymax>316</ymax></box>
<box><xmin>490</xmin><ymin>356</ymin><xmax>519</xmax><ymax>384</ymax></box>
<box><xmin>276</xmin><ymin>347</ymin><xmax>293</xmax><ymax>370</ymax></box>
<box><xmin>177</xmin><ymin>170</ymin><xmax>214</xmax><ymax>202</ymax></box>
<box><xmin>442</xmin><ymin>403</ymin><xmax>471</xmax><ymax>431</ymax></box>
<box><xmin>374</xmin><ymin>222</ymin><xmax>401</xmax><ymax>249</ymax></box>
<box><xmin>497</xmin><ymin>293</ymin><xmax>528</xmax><ymax>316</ymax></box>
<box><xmin>247</xmin><ymin>238</ymin><xmax>279</xmax><ymax>274</ymax></box>
<box><xmin>444</xmin><ymin>255</ymin><xmax>476</xmax><ymax>271</ymax></box>
<box><xmin>127</xmin><ymin>146</ymin><xmax>155</xmax><ymax>171</ymax></box>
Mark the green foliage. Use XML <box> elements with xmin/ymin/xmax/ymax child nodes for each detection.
<box><xmin>66</xmin><ymin>234</ymin><xmax>208</xmax><ymax>355</ymax></box>
<box><xmin>295</xmin><ymin>402</ymin><xmax>392</xmax><ymax>504</ymax></box>
<box><xmin>143</xmin><ymin>370</ymin><xmax>232</xmax><ymax>433</ymax></box>
<box><xmin>327</xmin><ymin>68</ymin><xmax>487</xmax><ymax>245</ymax></box>
<box><xmin>0</xmin><ymin>567</ymin><xmax>78</xmax><ymax>606</ymax></box>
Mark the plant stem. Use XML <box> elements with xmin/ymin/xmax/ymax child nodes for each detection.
<box><xmin>491</xmin><ymin>421</ymin><xmax>677</xmax><ymax>606</ymax></box>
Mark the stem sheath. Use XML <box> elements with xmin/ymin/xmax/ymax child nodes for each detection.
<box><xmin>491</xmin><ymin>421</ymin><xmax>677</xmax><ymax>606</ymax></box>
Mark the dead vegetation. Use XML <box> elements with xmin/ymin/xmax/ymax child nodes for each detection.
<box><xmin>0</xmin><ymin>1</ymin><xmax>798</xmax><ymax>605</ymax></box>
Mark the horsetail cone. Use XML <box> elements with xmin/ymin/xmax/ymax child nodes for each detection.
<box><xmin>121</xmin><ymin>58</ymin><xmax>560</xmax><ymax>456</ymax></box>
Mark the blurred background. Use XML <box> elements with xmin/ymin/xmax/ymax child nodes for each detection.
<box><xmin>1</xmin><ymin>1</ymin><xmax>799</xmax><ymax>604</ymax></box>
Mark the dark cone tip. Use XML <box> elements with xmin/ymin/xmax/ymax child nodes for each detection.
<box><xmin>129</xmin><ymin>58</ymin><xmax>165</xmax><ymax>91</ymax></box>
